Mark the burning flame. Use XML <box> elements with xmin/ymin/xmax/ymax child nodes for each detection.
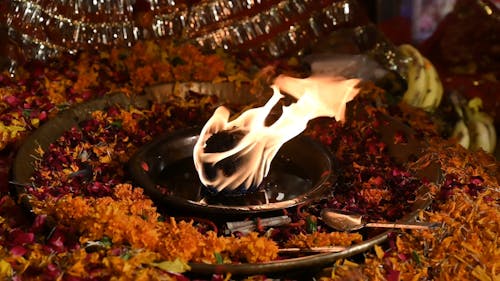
<box><xmin>193</xmin><ymin>75</ymin><xmax>360</xmax><ymax>193</ymax></box>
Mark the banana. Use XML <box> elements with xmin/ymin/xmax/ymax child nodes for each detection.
<box><xmin>399</xmin><ymin>44</ymin><xmax>443</xmax><ymax>112</ymax></box>
<box><xmin>399</xmin><ymin>46</ymin><xmax>495</xmax><ymax>153</ymax></box>
<box><xmin>450</xmin><ymin>95</ymin><xmax>497</xmax><ymax>153</ymax></box>
<box><xmin>468</xmin><ymin>112</ymin><xmax>497</xmax><ymax>153</ymax></box>
<box><xmin>451</xmin><ymin>119</ymin><xmax>471</xmax><ymax>149</ymax></box>
<box><xmin>420</xmin><ymin>57</ymin><xmax>443</xmax><ymax>110</ymax></box>
<box><xmin>400</xmin><ymin>44</ymin><xmax>427</xmax><ymax>107</ymax></box>
<box><xmin>405</xmin><ymin>64</ymin><xmax>427</xmax><ymax>106</ymax></box>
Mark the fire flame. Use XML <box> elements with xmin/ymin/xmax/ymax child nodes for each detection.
<box><xmin>193</xmin><ymin>75</ymin><xmax>360</xmax><ymax>193</ymax></box>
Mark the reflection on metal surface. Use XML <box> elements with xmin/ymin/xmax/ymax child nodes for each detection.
<box><xmin>321</xmin><ymin>208</ymin><xmax>441</xmax><ymax>232</ymax></box>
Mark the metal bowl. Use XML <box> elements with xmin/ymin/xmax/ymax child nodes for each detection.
<box><xmin>128</xmin><ymin>127</ymin><xmax>334</xmax><ymax>217</ymax></box>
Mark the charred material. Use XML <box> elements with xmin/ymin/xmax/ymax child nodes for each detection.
<box><xmin>202</xmin><ymin>129</ymin><xmax>247</xmax><ymax>183</ymax></box>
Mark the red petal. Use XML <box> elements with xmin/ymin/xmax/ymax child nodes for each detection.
<box><xmin>11</xmin><ymin>229</ymin><xmax>35</xmax><ymax>244</ymax></box>
<box><xmin>49</xmin><ymin>235</ymin><xmax>65</xmax><ymax>252</ymax></box>
<box><xmin>4</xmin><ymin>95</ymin><xmax>20</xmax><ymax>107</ymax></box>
<box><xmin>31</xmin><ymin>215</ymin><xmax>47</xmax><ymax>232</ymax></box>
<box><xmin>38</xmin><ymin>111</ymin><xmax>48</xmax><ymax>121</ymax></box>
<box><xmin>10</xmin><ymin>245</ymin><xmax>28</xmax><ymax>256</ymax></box>
<box><xmin>398</xmin><ymin>253</ymin><xmax>409</xmax><ymax>261</ymax></box>
<box><xmin>386</xmin><ymin>269</ymin><xmax>401</xmax><ymax>281</ymax></box>
<box><xmin>141</xmin><ymin>161</ymin><xmax>149</xmax><ymax>172</ymax></box>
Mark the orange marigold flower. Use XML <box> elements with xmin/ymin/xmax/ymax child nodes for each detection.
<box><xmin>73</xmin><ymin>55</ymin><xmax>100</xmax><ymax>93</ymax></box>
<box><xmin>66</xmin><ymin>249</ymin><xmax>92</xmax><ymax>277</ymax></box>
<box><xmin>191</xmin><ymin>231</ymin><xmax>231</xmax><ymax>264</ymax></box>
<box><xmin>131</xmin><ymin>65</ymin><xmax>155</xmax><ymax>90</ymax></box>
<box><xmin>43</xmin><ymin>77</ymin><xmax>70</xmax><ymax>105</ymax></box>
<box><xmin>119</xmin><ymin>109</ymin><xmax>141</xmax><ymax>134</ymax></box>
<box><xmin>152</xmin><ymin>62</ymin><xmax>174</xmax><ymax>83</ymax></box>
<box><xmin>159</xmin><ymin>218</ymin><xmax>205</xmax><ymax>261</ymax></box>
<box><xmin>231</xmin><ymin>232</ymin><xmax>278</xmax><ymax>263</ymax></box>
<box><xmin>193</xmin><ymin>55</ymin><xmax>226</xmax><ymax>81</ymax></box>
<box><xmin>285</xmin><ymin>232</ymin><xmax>363</xmax><ymax>249</ymax></box>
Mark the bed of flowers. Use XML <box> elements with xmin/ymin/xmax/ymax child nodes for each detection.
<box><xmin>0</xmin><ymin>40</ymin><xmax>498</xmax><ymax>281</ymax></box>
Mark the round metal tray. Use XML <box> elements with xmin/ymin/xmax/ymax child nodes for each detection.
<box><xmin>11</xmin><ymin>83</ymin><xmax>436</xmax><ymax>275</ymax></box>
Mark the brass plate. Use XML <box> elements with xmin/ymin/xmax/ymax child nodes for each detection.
<box><xmin>12</xmin><ymin>83</ymin><xmax>435</xmax><ymax>275</ymax></box>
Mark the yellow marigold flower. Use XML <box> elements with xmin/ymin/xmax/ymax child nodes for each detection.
<box><xmin>43</xmin><ymin>76</ymin><xmax>70</xmax><ymax>105</ymax></box>
<box><xmin>66</xmin><ymin>249</ymin><xmax>90</xmax><ymax>277</ymax></box>
<box><xmin>119</xmin><ymin>110</ymin><xmax>139</xmax><ymax>134</ymax></box>
<box><xmin>0</xmin><ymin>122</ymin><xmax>26</xmax><ymax>150</ymax></box>
<box><xmin>102</xmin><ymin>250</ymin><xmax>161</xmax><ymax>279</ymax></box>
<box><xmin>0</xmin><ymin>259</ymin><xmax>13</xmax><ymax>278</ymax></box>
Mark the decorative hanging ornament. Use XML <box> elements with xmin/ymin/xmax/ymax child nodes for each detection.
<box><xmin>0</xmin><ymin>0</ymin><xmax>406</xmax><ymax>80</ymax></box>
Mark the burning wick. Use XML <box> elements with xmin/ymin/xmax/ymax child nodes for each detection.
<box><xmin>193</xmin><ymin>75</ymin><xmax>360</xmax><ymax>194</ymax></box>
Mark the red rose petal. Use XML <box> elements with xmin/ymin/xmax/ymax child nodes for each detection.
<box><xmin>141</xmin><ymin>161</ymin><xmax>149</xmax><ymax>172</ymax></box>
<box><xmin>386</xmin><ymin>269</ymin><xmax>401</xmax><ymax>281</ymax></box>
<box><xmin>11</xmin><ymin>229</ymin><xmax>35</xmax><ymax>244</ymax></box>
<box><xmin>10</xmin><ymin>245</ymin><xmax>28</xmax><ymax>256</ymax></box>
<box><xmin>4</xmin><ymin>95</ymin><xmax>20</xmax><ymax>107</ymax></box>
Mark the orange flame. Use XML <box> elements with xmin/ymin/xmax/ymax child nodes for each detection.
<box><xmin>193</xmin><ymin>75</ymin><xmax>360</xmax><ymax>193</ymax></box>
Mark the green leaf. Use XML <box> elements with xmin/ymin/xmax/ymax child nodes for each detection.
<box><xmin>152</xmin><ymin>258</ymin><xmax>191</xmax><ymax>273</ymax></box>
<box><xmin>110</xmin><ymin>120</ymin><xmax>123</xmax><ymax>128</ymax></box>
<box><xmin>412</xmin><ymin>250</ymin><xmax>421</xmax><ymax>266</ymax></box>
<box><xmin>214</xmin><ymin>252</ymin><xmax>224</xmax><ymax>264</ymax></box>
<box><xmin>101</xmin><ymin>236</ymin><xmax>112</xmax><ymax>247</ymax></box>
<box><xmin>121</xmin><ymin>251</ymin><xmax>132</xmax><ymax>260</ymax></box>
<box><xmin>56</xmin><ymin>103</ymin><xmax>70</xmax><ymax>111</ymax></box>
<box><xmin>306</xmin><ymin>215</ymin><xmax>317</xmax><ymax>233</ymax></box>
<box><xmin>22</xmin><ymin>109</ymin><xmax>32</xmax><ymax>118</ymax></box>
